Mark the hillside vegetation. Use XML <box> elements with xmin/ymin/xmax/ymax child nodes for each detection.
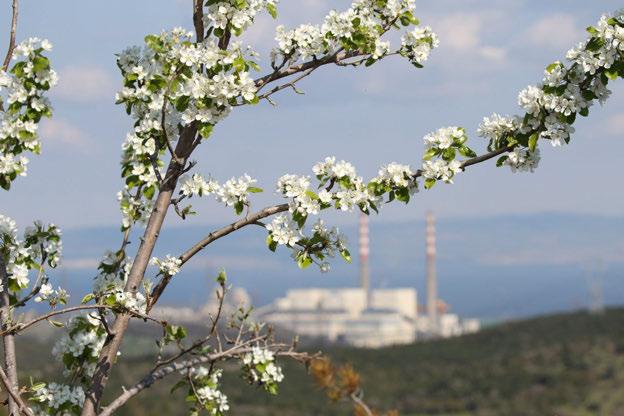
<box><xmin>11</xmin><ymin>308</ymin><xmax>624</xmax><ymax>415</ymax></box>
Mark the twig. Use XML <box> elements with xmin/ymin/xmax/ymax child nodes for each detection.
<box><xmin>0</xmin><ymin>365</ymin><xmax>33</xmax><ymax>416</ymax></box>
<box><xmin>2</xmin><ymin>0</ymin><xmax>19</xmax><ymax>71</ymax></box>
<box><xmin>152</xmin><ymin>285</ymin><xmax>229</xmax><ymax>370</ymax></box>
<box><xmin>0</xmin><ymin>304</ymin><xmax>164</xmax><ymax>337</ymax></box>
<box><xmin>98</xmin><ymin>346</ymin><xmax>308</xmax><ymax>416</ymax></box>
<box><xmin>148</xmin><ymin>203</ymin><xmax>289</xmax><ymax>307</ymax></box>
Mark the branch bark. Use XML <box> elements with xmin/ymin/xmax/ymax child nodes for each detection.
<box><xmin>98</xmin><ymin>347</ymin><xmax>308</xmax><ymax>416</ymax></box>
<box><xmin>0</xmin><ymin>258</ymin><xmax>20</xmax><ymax>415</ymax></box>
<box><xmin>2</xmin><ymin>0</ymin><xmax>19</xmax><ymax>71</ymax></box>
<box><xmin>148</xmin><ymin>203</ymin><xmax>288</xmax><ymax>309</ymax></box>
<box><xmin>81</xmin><ymin>126</ymin><xmax>197</xmax><ymax>416</ymax></box>
<box><xmin>0</xmin><ymin>365</ymin><xmax>33</xmax><ymax>416</ymax></box>
<box><xmin>151</xmin><ymin>142</ymin><xmax>518</xmax><ymax>303</ymax></box>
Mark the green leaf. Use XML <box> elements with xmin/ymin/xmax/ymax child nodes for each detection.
<box><xmin>175</xmin><ymin>96</ymin><xmax>190</xmax><ymax>112</ymax></box>
<box><xmin>266</xmin><ymin>234</ymin><xmax>277</xmax><ymax>252</ymax></box>
<box><xmin>170</xmin><ymin>380</ymin><xmax>187</xmax><ymax>394</ymax></box>
<box><xmin>424</xmin><ymin>178</ymin><xmax>436</xmax><ymax>190</ymax></box>
<box><xmin>49</xmin><ymin>320</ymin><xmax>65</xmax><ymax>328</ymax></box>
<box><xmin>545</xmin><ymin>62</ymin><xmax>560</xmax><ymax>73</ymax></box>
<box><xmin>528</xmin><ymin>132</ymin><xmax>539</xmax><ymax>152</ymax></box>
<box><xmin>247</xmin><ymin>187</ymin><xmax>263</xmax><ymax>193</ymax></box>
<box><xmin>297</xmin><ymin>254</ymin><xmax>312</xmax><ymax>269</ymax></box>
<box><xmin>266</xmin><ymin>2</ymin><xmax>278</xmax><ymax>18</ymax></box>
<box><xmin>216</xmin><ymin>270</ymin><xmax>227</xmax><ymax>286</ymax></box>
<box><xmin>395</xmin><ymin>187</ymin><xmax>410</xmax><ymax>203</ymax></box>
<box><xmin>458</xmin><ymin>146</ymin><xmax>477</xmax><ymax>158</ymax></box>
<box><xmin>496</xmin><ymin>155</ymin><xmax>508</xmax><ymax>167</ymax></box>
<box><xmin>340</xmin><ymin>249</ymin><xmax>352</xmax><ymax>263</ymax></box>
<box><xmin>442</xmin><ymin>147</ymin><xmax>456</xmax><ymax>162</ymax></box>
<box><xmin>81</xmin><ymin>293</ymin><xmax>95</xmax><ymax>304</ymax></box>
<box><xmin>423</xmin><ymin>148</ymin><xmax>438</xmax><ymax>161</ymax></box>
<box><xmin>199</xmin><ymin>124</ymin><xmax>214</xmax><ymax>139</ymax></box>
<box><xmin>234</xmin><ymin>201</ymin><xmax>244</xmax><ymax>215</ymax></box>
<box><xmin>605</xmin><ymin>69</ymin><xmax>619</xmax><ymax>80</ymax></box>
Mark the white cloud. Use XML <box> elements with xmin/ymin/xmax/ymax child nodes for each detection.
<box><xmin>434</xmin><ymin>12</ymin><xmax>508</xmax><ymax>65</ymax></box>
<box><xmin>53</xmin><ymin>65</ymin><xmax>116</xmax><ymax>103</ymax></box>
<box><xmin>60</xmin><ymin>257</ymin><xmax>100</xmax><ymax>270</ymax></box>
<box><xmin>436</xmin><ymin>13</ymin><xmax>482</xmax><ymax>50</ymax></box>
<box><xmin>478</xmin><ymin>46</ymin><xmax>507</xmax><ymax>64</ymax></box>
<box><xmin>526</xmin><ymin>14</ymin><xmax>582</xmax><ymax>50</ymax></box>
<box><xmin>40</xmin><ymin>119</ymin><xmax>91</xmax><ymax>149</ymax></box>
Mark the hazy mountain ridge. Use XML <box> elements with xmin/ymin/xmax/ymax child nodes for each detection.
<box><xmin>52</xmin><ymin>212</ymin><xmax>624</xmax><ymax>320</ymax></box>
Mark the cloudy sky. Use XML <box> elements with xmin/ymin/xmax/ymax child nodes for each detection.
<box><xmin>2</xmin><ymin>0</ymin><xmax>624</xmax><ymax>230</ymax></box>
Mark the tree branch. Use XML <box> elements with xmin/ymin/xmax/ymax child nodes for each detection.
<box><xmin>0</xmin><ymin>365</ymin><xmax>33</xmax><ymax>416</ymax></box>
<box><xmin>2</xmin><ymin>0</ymin><xmax>19</xmax><ymax>71</ymax></box>
<box><xmin>98</xmin><ymin>346</ymin><xmax>309</xmax><ymax>416</ymax></box>
<box><xmin>0</xmin><ymin>257</ymin><xmax>20</xmax><ymax>415</ymax></box>
<box><xmin>148</xmin><ymin>203</ymin><xmax>289</xmax><ymax>308</ymax></box>
<box><xmin>0</xmin><ymin>304</ymin><xmax>164</xmax><ymax>337</ymax></box>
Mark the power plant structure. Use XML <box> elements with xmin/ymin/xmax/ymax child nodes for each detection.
<box><xmin>257</xmin><ymin>212</ymin><xmax>480</xmax><ymax>347</ymax></box>
<box><xmin>426</xmin><ymin>211</ymin><xmax>438</xmax><ymax>336</ymax></box>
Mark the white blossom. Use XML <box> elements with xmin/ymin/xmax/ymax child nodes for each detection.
<box><xmin>151</xmin><ymin>255</ymin><xmax>182</xmax><ymax>276</ymax></box>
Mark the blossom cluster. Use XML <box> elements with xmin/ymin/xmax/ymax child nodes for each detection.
<box><xmin>178</xmin><ymin>173</ymin><xmax>261</xmax><ymax>215</ymax></box>
<box><xmin>183</xmin><ymin>367</ymin><xmax>230</xmax><ymax>415</ymax></box>
<box><xmin>0</xmin><ymin>214</ymin><xmax>63</xmax><ymax>299</ymax></box>
<box><xmin>52</xmin><ymin>315</ymin><xmax>107</xmax><ymax>381</ymax></box>
<box><xmin>116</xmin><ymin>27</ymin><xmax>261</xmax><ymax>229</ymax></box>
<box><xmin>273</xmin><ymin>0</ymin><xmax>435</xmax><ymax>69</ymax></box>
<box><xmin>151</xmin><ymin>254</ymin><xmax>182</xmax><ymax>276</ymax></box>
<box><xmin>31</xmin><ymin>382</ymin><xmax>85</xmax><ymax>415</ymax></box>
<box><xmin>241</xmin><ymin>346</ymin><xmax>284</xmax><ymax>395</ymax></box>
<box><xmin>420</xmin><ymin>127</ymin><xmax>474</xmax><ymax>188</ymax></box>
<box><xmin>204</xmin><ymin>0</ymin><xmax>278</xmax><ymax>36</ymax></box>
<box><xmin>0</xmin><ymin>37</ymin><xmax>57</xmax><ymax>190</ymax></box>
<box><xmin>477</xmin><ymin>11</ymin><xmax>624</xmax><ymax>173</ymax></box>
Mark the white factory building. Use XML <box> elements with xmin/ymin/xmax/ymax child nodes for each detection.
<box><xmin>256</xmin><ymin>288</ymin><xmax>417</xmax><ymax>348</ymax></box>
<box><xmin>256</xmin><ymin>213</ymin><xmax>480</xmax><ymax>348</ymax></box>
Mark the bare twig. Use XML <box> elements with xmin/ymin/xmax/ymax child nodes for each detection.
<box><xmin>351</xmin><ymin>392</ymin><xmax>374</xmax><ymax>416</ymax></box>
<box><xmin>98</xmin><ymin>346</ymin><xmax>309</xmax><ymax>416</ymax></box>
<box><xmin>0</xmin><ymin>365</ymin><xmax>33</xmax><ymax>416</ymax></box>
<box><xmin>255</xmin><ymin>67</ymin><xmax>317</xmax><ymax>103</ymax></box>
<box><xmin>0</xmin><ymin>304</ymin><xmax>164</xmax><ymax>337</ymax></box>
<box><xmin>152</xmin><ymin>284</ymin><xmax>228</xmax><ymax>369</ymax></box>
<box><xmin>148</xmin><ymin>203</ymin><xmax>289</xmax><ymax>308</ymax></box>
<box><xmin>2</xmin><ymin>0</ymin><xmax>19</xmax><ymax>71</ymax></box>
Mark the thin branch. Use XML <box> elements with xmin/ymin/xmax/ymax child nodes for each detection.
<box><xmin>255</xmin><ymin>67</ymin><xmax>317</xmax><ymax>103</ymax></box>
<box><xmin>148</xmin><ymin>203</ymin><xmax>288</xmax><ymax>307</ymax></box>
<box><xmin>152</xmin><ymin>284</ymin><xmax>227</xmax><ymax>369</ymax></box>
<box><xmin>193</xmin><ymin>0</ymin><xmax>204</xmax><ymax>43</ymax></box>
<box><xmin>98</xmin><ymin>347</ymin><xmax>309</xmax><ymax>416</ymax></box>
<box><xmin>0</xmin><ymin>305</ymin><xmax>164</xmax><ymax>337</ymax></box>
<box><xmin>350</xmin><ymin>392</ymin><xmax>374</xmax><ymax>416</ymax></box>
<box><xmin>2</xmin><ymin>0</ymin><xmax>19</xmax><ymax>71</ymax></box>
<box><xmin>0</xmin><ymin>365</ymin><xmax>33</xmax><ymax>416</ymax></box>
<box><xmin>12</xmin><ymin>250</ymin><xmax>48</xmax><ymax>309</ymax></box>
<box><xmin>0</xmin><ymin>257</ymin><xmax>20</xmax><ymax>416</ymax></box>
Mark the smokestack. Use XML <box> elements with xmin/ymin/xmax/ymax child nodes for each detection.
<box><xmin>359</xmin><ymin>212</ymin><xmax>371</xmax><ymax>308</ymax></box>
<box><xmin>426</xmin><ymin>211</ymin><xmax>438</xmax><ymax>335</ymax></box>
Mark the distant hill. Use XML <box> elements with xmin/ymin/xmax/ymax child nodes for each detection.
<box><xmin>11</xmin><ymin>308</ymin><xmax>624</xmax><ymax>415</ymax></box>
<box><xmin>53</xmin><ymin>212</ymin><xmax>624</xmax><ymax>320</ymax></box>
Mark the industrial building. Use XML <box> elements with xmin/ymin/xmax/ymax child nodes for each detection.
<box><xmin>153</xmin><ymin>212</ymin><xmax>480</xmax><ymax>348</ymax></box>
<box><xmin>256</xmin><ymin>212</ymin><xmax>480</xmax><ymax>347</ymax></box>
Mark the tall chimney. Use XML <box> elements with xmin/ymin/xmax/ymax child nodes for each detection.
<box><xmin>426</xmin><ymin>211</ymin><xmax>438</xmax><ymax>335</ymax></box>
<box><xmin>359</xmin><ymin>212</ymin><xmax>371</xmax><ymax>308</ymax></box>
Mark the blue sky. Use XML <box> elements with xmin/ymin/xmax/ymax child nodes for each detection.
<box><xmin>2</xmin><ymin>0</ymin><xmax>624</xmax><ymax>230</ymax></box>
